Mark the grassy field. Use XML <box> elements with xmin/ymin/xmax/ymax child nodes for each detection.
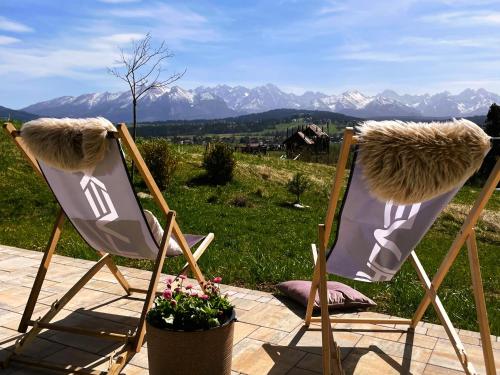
<box><xmin>0</xmin><ymin>124</ymin><xmax>498</xmax><ymax>335</ymax></box>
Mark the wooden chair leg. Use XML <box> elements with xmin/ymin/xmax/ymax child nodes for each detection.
<box><xmin>318</xmin><ymin>225</ymin><xmax>333</xmax><ymax>375</ymax></box>
<box><xmin>466</xmin><ymin>231</ymin><xmax>496</xmax><ymax>375</ymax></box>
<box><xmin>18</xmin><ymin>209</ymin><xmax>65</xmax><ymax>333</ymax></box>
<box><xmin>409</xmin><ymin>252</ymin><xmax>475</xmax><ymax>375</ymax></box>
<box><xmin>132</xmin><ymin>211</ymin><xmax>176</xmax><ymax>352</ymax></box>
<box><xmin>305</xmin><ymin>244</ymin><xmax>320</xmax><ymax>327</ymax></box>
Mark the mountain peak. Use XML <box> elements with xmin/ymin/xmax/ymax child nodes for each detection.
<box><xmin>19</xmin><ymin>84</ymin><xmax>499</xmax><ymax>121</ymax></box>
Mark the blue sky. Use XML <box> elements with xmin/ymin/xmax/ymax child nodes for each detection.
<box><xmin>1</xmin><ymin>0</ymin><xmax>499</xmax><ymax>108</ymax></box>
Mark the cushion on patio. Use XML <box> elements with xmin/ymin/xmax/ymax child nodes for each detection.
<box><xmin>277</xmin><ymin>280</ymin><xmax>376</xmax><ymax>309</ymax></box>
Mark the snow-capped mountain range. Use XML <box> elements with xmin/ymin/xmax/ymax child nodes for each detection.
<box><xmin>21</xmin><ymin>84</ymin><xmax>499</xmax><ymax>122</ymax></box>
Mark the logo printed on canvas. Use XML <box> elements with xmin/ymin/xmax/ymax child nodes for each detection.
<box><xmin>355</xmin><ymin>201</ymin><xmax>421</xmax><ymax>281</ymax></box>
<box><xmin>80</xmin><ymin>173</ymin><xmax>130</xmax><ymax>243</ymax></box>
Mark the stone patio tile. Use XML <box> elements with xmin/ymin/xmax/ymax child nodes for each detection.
<box><xmin>121</xmin><ymin>363</ymin><xmax>148</xmax><ymax>374</ymax></box>
<box><xmin>0</xmin><ymin>285</ymin><xmax>53</xmax><ymax>310</ymax></box>
<box><xmin>426</xmin><ymin>325</ymin><xmax>450</xmax><ymax>339</ymax></box>
<box><xmin>428</xmin><ymin>338</ymin><xmax>500</xmax><ymax>373</ymax></box>
<box><xmin>64</xmin><ymin>289</ymin><xmax>119</xmax><ymax>310</ymax></box>
<box><xmin>232</xmin><ymin>337</ymin><xmax>306</xmax><ymax>375</ymax></box>
<box><xmin>0</xmin><ymin>326</ymin><xmax>23</xmax><ymax>353</ymax></box>
<box><xmin>458</xmin><ymin>334</ymin><xmax>480</xmax><ymax>346</ymax></box>
<box><xmin>128</xmin><ymin>349</ymin><xmax>149</xmax><ymax>369</ymax></box>
<box><xmin>257</xmin><ymin>296</ymin><xmax>273</xmax><ymax>303</ymax></box>
<box><xmin>343</xmin><ymin>349</ymin><xmax>427</xmax><ymax>375</ymax></box>
<box><xmin>333</xmin><ymin>322</ymin><xmax>404</xmax><ymax>342</ymax></box>
<box><xmin>355</xmin><ymin>335</ymin><xmax>433</xmax><ymax>364</ymax></box>
<box><xmin>84</xmin><ymin>279</ymin><xmax>128</xmax><ymax>295</ymax></box>
<box><xmin>0</xmin><ymin>309</ymin><xmax>22</xmax><ymax>330</ymax></box>
<box><xmin>287</xmin><ymin>368</ymin><xmax>319</xmax><ymax>375</ymax></box>
<box><xmin>279</xmin><ymin>325</ymin><xmax>361</xmax><ymax>359</ymax></box>
<box><xmin>0</xmin><ymin>257</ymin><xmax>41</xmax><ymax>272</ymax></box>
<box><xmin>458</xmin><ymin>328</ymin><xmax>481</xmax><ymax>339</ymax></box>
<box><xmin>398</xmin><ymin>332</ymin><xmax>438</xmax><ymax>350</ymax></box>
<box><xmin>78</xmin><ymin>303</ymin><xmax>140</xmax><ymax>326</ymax></box>
<box><xmin>233</xmin><ymin>322</ymin><xmax>259</xmax><ymax>345</ymax></box>
<box><xmin>238</xmin><ymin>304</ymin><xmax>302</xmax><ymax>332</ymax></box>
<box><xmin>249</xmin><ymin>326</ymin><xmax>291</xmax><ymax>344</ymax></box>
<box><xmin>231</xmin><ymin>298</ymin><xmax>261</xmax><ymax>311</ymax></box>
<box><xmin>295</xmin><ymin>352</ymin><xmax>322</xmax><ymax>373</ymax></box>
<box><xmin>13</xmin><ymin>336</ymin><xmax>66</xmax><ymax>360</ymax></box>
<box><xmin>43</xmin><ymin>346</ymin><xmax>110</xmax><ymax>372</ymax></box>
<box><xmin>240</xmin><ymin>293</ymin><xmax>261</xmax><ymax>301</ymax></box>
<box><xmin>48</xmin><ymin>310</ymin><xmax>130</xmax><ymax>354</ymax></box>
<box><xmin>423</xmin><ymin>364</ymin><xmax>464</xmax><ymax>374</ymax></box>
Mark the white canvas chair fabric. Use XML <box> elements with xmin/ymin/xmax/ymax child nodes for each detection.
<box><xmin>38</xmin><ymin>138</ymin><xmax>204</xmax><ymax>260</ymax></box>
<box><xmin>326</xmin><ymin>150</ymin><xmax>460</xmax><ymax>282</ymax></box>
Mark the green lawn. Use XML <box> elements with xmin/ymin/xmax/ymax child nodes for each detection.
<box><xmin>0</xmin><ymin>125</ymin><xmax>498</xmax><ymax>335</ymax></box>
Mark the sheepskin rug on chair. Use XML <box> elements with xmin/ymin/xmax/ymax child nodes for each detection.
<box><xmin>357</xmin><ymin>119</ymin><xmax>491</xmax><ymax>204</ymax></box>
<box><xmin>21</xmin><ymin>117</ymin><xmax>116</xmax><ymax>171</ymax></box>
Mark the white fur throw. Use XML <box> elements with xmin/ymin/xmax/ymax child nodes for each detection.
<box><xmin>21</xmin><ymin>117</ymin><xmax>116</xmax><ymax>171</ymax></box>
<box><xmin>357</xmin><ymin>119</ymin><xmax>490</xmax><ymax>204</ymax></box>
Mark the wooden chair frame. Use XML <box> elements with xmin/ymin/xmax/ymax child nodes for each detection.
<box><xmin>1</xmin><ymin>122</ymin><xmax>214</xmax><ymax>374</ymax></box>
<box><xmin>305</xmin><ymin>127</ymin><xmax>499</xmax><ymax>375</ymax></box>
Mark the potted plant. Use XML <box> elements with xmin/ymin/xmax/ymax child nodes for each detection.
<box><xmin>146</xmin><ymin>275</ymin><xmax>236</xmax><ymax>375</ymax></box>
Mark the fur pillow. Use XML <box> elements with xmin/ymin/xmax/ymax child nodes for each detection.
<box><xmin>21</xmin><ymin>117</ymin><xmax>116</xmax><ymax>171</ymax></box>
<box><xmin>357</xmin><ymin>119</ymin><xmax>491</xmax><ymax>204</ymax></box>
<box><xmin>143</xmin><ymin>210</ymin><xmax>182</xmax><ymax>256</ymax></box>
<box><xmin>277</xmin><ymin>280</ymin><xmax>376</xmax><ymax>310</ymax></box>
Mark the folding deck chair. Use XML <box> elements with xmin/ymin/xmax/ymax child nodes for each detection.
<box><xmin>304</xmin><ymin>121</ymin><xmax>499</xmax><ymax>375</ymax></box>
<box><xmin>1</xmin><ymin>118</ymin><xmax>214</xmax><ymax>374</ymax></box>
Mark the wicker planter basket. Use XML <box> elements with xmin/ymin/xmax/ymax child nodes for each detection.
<box><xmin>146</xmin><ymin>311</ymin><xmax>236</xmax><ymax>375</ymax></box>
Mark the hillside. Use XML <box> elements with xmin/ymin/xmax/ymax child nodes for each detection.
<box><xmin>135</xmin><ymin>108</ymin><xmax>359</xmax><ymax>137</ymax></box>
<box><xmin>0</xmin><ymin>106</ymin><xmax>38</xmax><ymax>122</ymax></box>
<box><xmin>0</xmin><ymin>125</ymin><xmax>498</xmax><ymax>334</ymax></box>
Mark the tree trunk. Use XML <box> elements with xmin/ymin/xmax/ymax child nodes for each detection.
<box><xmin>131</xmin><ymin>98</ymin><xmax>137</xmax><ymax>181</ymax></box>
<box><xmin>133</xmin><ymin>98</ymin><xmax>137</xmax><ymax>140</ymax></box>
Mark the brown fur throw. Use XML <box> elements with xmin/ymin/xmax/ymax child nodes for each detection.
<box><xmin>357</xmin><ymin>119</ymin><xmax>490</xmax><ymax>204</ymax></box>
<box><xmin>21</xmin><ymin>117</ymin><xmax>116</xmax><ymax>171</ymax></box>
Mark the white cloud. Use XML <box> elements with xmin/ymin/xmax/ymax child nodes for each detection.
<box><xmin>99</xmin><ymin>0</ymin><xmax>141</xmax><ymax>3</ymax></box>
<box><xmin>106</xmin><ymin>3</ymin><xmax>221</xmax><ymax>44</ymax></box>
<box><xmin>0</xmin><ymin>35</ymin><xmax>20</xmax><ymax>45</ymax></box>
<box><xmin>401</xmin><ymin>36</ymin><xmax>500</xmax><ymax>48</ymax></box>
<box><xmin>0</xmin><ymin>16</ymin><xmax>33</xmax><ymax>33</ymax></box>
<box><xmin>421</xmin><ymin>11</ymin><xmax>500</xmax><ymax>26</ymax></box>
<box><xmin>337</xmin><ymin>51</ymin><xmax>437</xmax><ymax>62</ymax></box>
<box><xmin>95</xmin><ymin>33</ymin><xmax>145</xmax><ymax>46</ymax></box>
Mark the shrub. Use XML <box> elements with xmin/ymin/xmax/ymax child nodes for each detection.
<box><xmin>287</xmin><ymin>173</ymin><xmax>310</xmax><ymax>204</ymax></box>
<box><xmin>203</xmin><ymin>143</ymin><xmax>235</xmax><ymax>184</ymax></box>
<box><xmin>139</xmin><ymin>138</ymin><xmax>178</xmax><ymax>190</ymax></box>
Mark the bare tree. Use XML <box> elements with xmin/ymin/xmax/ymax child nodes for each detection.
<box><xmin>109</xmin><ymin>33</ymin><xmax>185</xmax><ymax>140</ymax></box>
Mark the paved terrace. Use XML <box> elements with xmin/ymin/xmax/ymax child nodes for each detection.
<box><xmin>0</xmin><ymin>245</ymin><xmax>498</xmax><ymax>374</ymax></box>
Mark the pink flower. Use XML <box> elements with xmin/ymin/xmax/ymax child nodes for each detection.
<box><xmin>174</xmin><ymin>287</ymin><xmax>181</xmax><ymax>293</ymax></box>
<box><xmin>213</xmin><ymin>277</ymin><xmax>222</xmax><ymax>283</ymax></box>
<box><xmin>163</xmin><ymin>289</ymin><xmax>172</xmax><ymax>299</ymax></box>
<box><xmin>200</xmin><ymin>294</ymin><xmax>209</xmax><ymax>300</ymax></box>
<box><xmin>170</xmin><ymin>300</ymin><xmax>177</xmax><ymax>307</ymax></box>
<box><xmin>166</xmin><ymin>277</ymin><xmax>173</xmax><ymax>284</ymax></box>
<box><xmin>179</xmin><ymin>275</ymin><xmax>187</xmax><ymax>280</ymax></box>
<box><xmin>186</xmin><ymin>284</ymin><xmax>193</xmax><ymax>290</ymax></box>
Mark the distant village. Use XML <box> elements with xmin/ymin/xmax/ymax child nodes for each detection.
<box><xmin>168</xmin><ymin>120</ymin><xmax>345</xmax><ymax>160</ymax></box>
